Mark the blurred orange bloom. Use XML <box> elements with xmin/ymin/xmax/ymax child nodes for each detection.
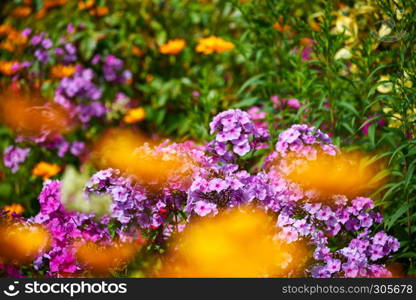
<box><xmin>78</xmin><ymin>0</ymin><xmax>94</xmax><ymax>10</ymax></box>
<box><xmin>89</xmin><ymin>6</ymin><xmax>109</xmax><ymax>17</ymax></box>
<box><xmin>43</xmin><ymin>0</ymin><xmax>67</xmax><ymax>9</ymax></box>
<box><xmin>91</xmin><ymin>128</ymin><xmax>187</xmax><ymax>184</ymax></box>
<box><xmin>0</xmin><ymin>89</ymin><xmax>73</xmax><ymax>139</ymax></box>
<box><xmin>123</xmin><ymin>107</ymin><xmax>146</xmax><ymax>124</ymax></box>
<box><xmin>0</xmin><ymin>24</ymin><xmax>14</xmax><ymax>36</ymax></box>
<box><xmin>273</xmin><ymin>17</ymin><xmax>291</xmax><ymax>33</ymax></box>
<box><xmin>196</xmin><ymin>36</ymin><xmax>234</xmax><ymax>55</ymax></box>
<box><xmin>11</xmin><ymin>6</ymin><xmax>32</xmax><ymax>18</ymax></box>
<box><xmin>282</xmin><ymin>150</ymin><xmax>389</xmax><ymax>199</ymax></box>
<box><xmin>0</xmin><ymin>61</ymin><xmax>20</xmax><ymax>76</ymax></box>
<box><xmin>3</xmin><ymin>203</ymin><xmax>25</xmax><ymax>217</ymax></box>
<box><xmin>0</xmin><ymin>221</ymin><xmax>51</xmax><ymax>265</ymax></box>
<box><xmin>132</xmin><ymin>47</ymin><xmax>143</xmax><ymax>57</ymax></box>
<box><xmin>145</xmin><ymin>74</ymin><xmax>154</xmax><ymax>83</ymax></box>
<box><xmin>157</xmin><ymin>207</ymin><xmax>310</xmax><ymax>277</ymax></box>
<box><xmin>32</xmin><ymin>162</ymin><xmax>61</xmax><ymax>180</ymax></box>
<box><xmin>159</xmin><ymin>39</ymin><xmax>186</xmax><ymax>55</ymax></box>
<box><xmin>51</xmin><ymin>64</ymin><xmax>76</xmax><ymax>79</ymax></box>
<box><xmin>75</xmin><ymin>239</ymin><xmax>141</xmax><ymax>275</ymax></box>
<box><xmin>300</xmin><ymin>37</ymin><xmax>314</xmax><ymax>47</ymax></box>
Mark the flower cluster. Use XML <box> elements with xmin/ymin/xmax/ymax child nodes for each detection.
<box><xmin>3</xmin><ymin>146</ymin><xmax>30</xmax><ymax>173</ymax></box>
<box><xmin>196</xmin><ymin>36</ymin><xmax>235</xmax><ymax>54</ymax></box>
<box><xmin>275</xmin><ymin>124</ymin><xmax>337</xmax><ymax>158</ymax></box>
<box><xmin>208</xmin><ymin>109</ymin><xmax>269</xmax><ymax>159</ymax></box>
<box><xmin>0</xmin><ymin>109</ymin><xmax>400</xmax><ymax>278</ymax></box>
<box><xmin>32</xmin><ymin>180</ymin><xmax>111</xmax><ymax>275</ymax></box>
<box><xmin>275</xmin><ymin>196</ymin><xmax>398</xmax><ymax>277</ymax></box>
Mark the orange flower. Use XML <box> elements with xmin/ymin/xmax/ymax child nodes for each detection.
<box><xmin>78</xmin><ymin>0</ymin><xmax>94</xmax><ymax>10</ymax></box>
<box><xmin>0</xmin><ymin>222</ymin><xmax>51</xmax><ymax>265</ymax></box>
<box><xmin>309</xmin><ymin>20</ymin><xmax>321</xmax><ymax>31</ymax></box>
<box><xmin>273</xmin><ymin>16</ymin><xmax>291</xmax><ymax>33</ymax></box>
<box><xmin>0</xmin><ymin>61</ymin><xmax>20</xmax><ymax>76</ymax></box>
<box><xmin>75</xmin><ymin>239</ymin><xmax>139</xmax><ymax>275</ymax></box>
<box><xmin>300</xmin><ymin>37</ymin><xmax>314</xmax><ymax>47</ymax></box>
<box><xmin>3</xmin><ymin>203</ymin><xmax>25</xmax><ymax>217</ymax></box>
<box><xmin>195</xmin><ymin>36</ymin><xmax>234</xmax><ymax>55</ymax></box>
<box><xmin>50</xmin><ymin>64</ymin><xmax>76</xmax><ymax>79</ymax></box>
<box><xmin>146</xmin><ymin>74</ymin><xmax>154</xmax><ymax>83</ymax></box>
<box><xmin>159</xmin><ymin>39</ymin><xmax>186</xmax><ymax>55</ymax></box>
<box><xmin>32</xmin><ymin>162</ymin><xmax>61</xmax><ymax>180</ymax></box>
<box><xmin>35</xmin><ymin>8</ymin><xmax>47</xmax><ymax>19</ymax></box>
<box><xmin>123</xmin><ymin>107</ymin><xmax>146</xmax><ymax>124</ymax></box>
<box><xmin>132</xmin><ymin>47</ymin><xmax>143</xmax><ymax>57</ymax></box>
<box><xmin>44</xmin><ymin>0</ymin><xmax>67</xmax><ymax>9</ymax></box>
<box><xmin>89</xmin><ymin>6</ymin><xmax>109</xmax><ymax>17</ymax></box>
<box><xmin>0</xmin><ymin>24</ymin><xmax>14</xmax><ymax>36</ymax></box>
<box><xmin>11</xmin><ymin>6</ymin><xmax>32</xmax><ymax>18</ymax></box>
<box><xmin>0</xmin><ymin>41</ymin><xmax>14</xmax><ymax>52</ymax></box>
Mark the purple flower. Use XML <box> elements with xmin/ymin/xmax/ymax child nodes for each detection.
<box><xmin>233</xmin><ymin>141</ymin><xmax>250</xmax><ymax>156</ymax></box>
<box><xmin>34</xmin><ymin>49</ymin><xmax>50</xmax><ymax>63</ymax></box>
<box><xmin>193</xmin><ymin>201</ymin><xmax>218</xmax><ymax>217</ymax></box>
<box><xmin>31</xmin><ymin>34</ymin><xmax>43</xmax><ymax>46</ymax></box>
<box><xmin>208</xmin><ymin>178</ymin><xmax>228</xmax><ymax>192</ymax></box>
<box><xmin>66</xmin><ymin>24</ymin><xmax>75</xmax><ymax>34</ymax></box>
<box><xmin>41</xmin><ymin>39</ymin><xmax>53</xmax><ymax>49</ymax></box>
<box><xmin>21</xmin><ymin>28</ymin><xmax>32</xmax><ymax>38</ymax></box>
<box><xmin>287</xmin><ymin>98</ymin><xmax>300</xmax><ymax>109</ymax></box>
<box><xmin>70</xmin><ymin>141</ymin><xmax>85</xmax><ymax>156</ymax></box>
<box><xmin>209</xmin><ymin>109</ymin><xmax>269</xmax><ymax>158</ymax></box>
<box><xmin>3</xmin><ymin>146</ymin><xmax>30</xmax><ymax>173</ymax></box>
<box><xmin>278</xmin><ymin>226</ymin><xmax>299</xmax><ymax>243</ymax></box>
<box><xmin>311</xmin><ymin>265</ymin><xmax>331</xmax><ymax>278</ymax></box>
<box><xmin>326</xmin><ymin>259</ymin><xmax>341</xmax><ymax>273</ymax></box>
<box><xmin>316</xmin><ymin>206</ymin><xmax>333</xmax><ymax>221</ymax></box>
<box><xmin>352</xmin><ymin>197</ymin><xmax>374</xmax><ymax>211</ymax></box>
<box><xmin>369</xmin><ymin>244</ymin><xmax>384</xmax><ymax>261</ymax></box>
<box><xmin>342</xmin><ymin>262</ymin><xmax>359</xmax><ymax>277</ymax></box>
<box><xmin>38</xmin><ymin>180</ymin><xmax>62</xmax><ymax>215</ymax></box>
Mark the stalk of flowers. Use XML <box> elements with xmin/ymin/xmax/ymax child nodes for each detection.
<box><xmin>207</xmin><ymin>109</ymin><xmax>269</xmax><ymax>161</ymax></box>
<box><xmin>260</xmin><ymin>126</ymin><xmax>399</xmax><ymax>277</ymax></box>
<box><xmin>27</xmin><ymin>140</ymin><xmax>205</xmax><ymax>276</ymax></box>
<box><xmin>30</xmin><ymin>180</ymin><xmax>120</xmax><ymax>276</ymax></box>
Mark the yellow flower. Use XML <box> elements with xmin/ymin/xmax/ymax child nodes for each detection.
<box><xmin>50</xmin><ymin>64</ymin><xmax>76</xmax><ymax>79</ymax></box>
<box><xmin>159</xmin><ymin>39</ymin><xmax>186</xmax><ymax>55</ymax></box>
<box><xmin>123</xmin><ymin>107</ymin><xmax>146</xmax><ymax>124</ymax></box>
<box><xmin>32</xmin><ymin>162</ymin><xmax>61</xmax><ymax>180</ymax></box>
<box><xmin>196</xmin><ymin>36</ymin><xmax>235</xmax><ymax>55</ymax></box>
<box><xmin>332</xmin><ymin>14</ymin><xmax>358</xmax><ymax>45</ymax></box>
<box><xmin>3</xmin><ymin>203</ymin><xmax>25</xmax><ymax>217</ymax></box>
<box><xmin>334</xmin><ymin>47</ymin><xmax>352</xmax><ymax>60</ymax></box>
<box><xmin>377</xmin><ymin>75</ymin><xmax>393</xmax><ymax>94</ymax></box>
